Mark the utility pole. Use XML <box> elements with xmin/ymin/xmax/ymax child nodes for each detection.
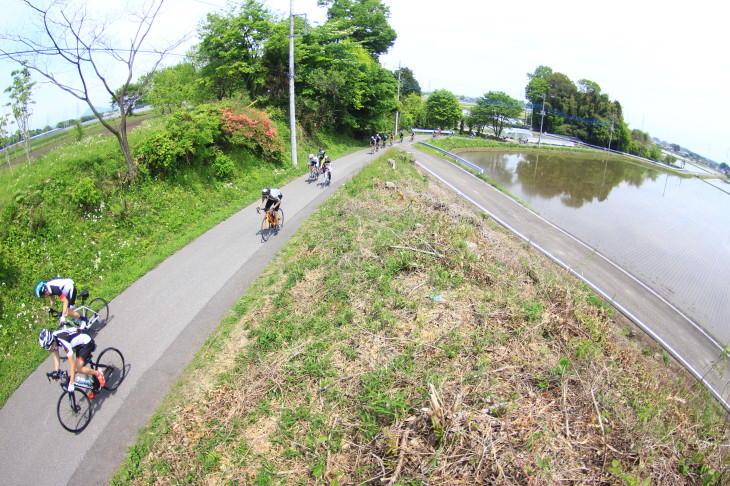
<box><xmin>288</xmin><ymin>0</ymin><xmax>297</xmax><ymax>167</ymax></box>
<box><xmin>394</xmin><ymin>63</ymin><xmax>401</xmax><ymax>136</ymax></box>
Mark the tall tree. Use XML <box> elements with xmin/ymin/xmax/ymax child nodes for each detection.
<box><xmin>425</xmin><ymin>89</ymin><xmax>461</xmax><ymax>129</ymax></box>
<box><xmin>295</xmin><ymin>23</ymin><xmax>397</xmax><ymax>134</ymax></box>
<box><xmin>146</xmin><ymin>62</ymin><xmax>201</xmax><ymax>114</ymax></box>
<box><xmin>472</xmin><ymin>91</ymin><xmax>522</xmax><ymax>138</ymax></box>
<box><xmin>393</xmin><ymin>67</ymin><xmax>421</xmax><ymax>97</ymax></box>
<box><xmin>319</xmin><ymin>0</ymin><xmax>396</xmax><ymax>57</ymax></box>
<box><xmin>195</xmin><ymin>0</ymin><xmax>274</xmax><ymax>101</ymax></box>
<box><xmin>4</xmin><ymin>64</ymin><xmax>35</xmax><ymax>168</ymax></box>
<box><xmin>0</xmin><ymin>0</ymin><xmax>183</xmax><ymax>181</ymax></box>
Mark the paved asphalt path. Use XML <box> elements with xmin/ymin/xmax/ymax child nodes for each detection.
<box><xmin>1</xmin><ymin>138</ymin><xmax>726</xmax><ymax>485</ymax></box>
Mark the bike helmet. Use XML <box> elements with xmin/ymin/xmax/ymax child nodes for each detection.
<box><xmin>35</xmin><ymin>281</ymin><xmax>47</xmax><ymax>298</ymax></box>
<box><xmin>309</xmin><ymin>153</ymin><xmax>315</xmax><ymax>160</ymax></box>
<box><xmin>38</xmin><ymin>328</ymin><xmax>54</xmax><ymax>350</ymax></box>
<box><xmin>262</xmin><ymin>188</ymin><xmax>271</xmax><ymax>197</ymax></box>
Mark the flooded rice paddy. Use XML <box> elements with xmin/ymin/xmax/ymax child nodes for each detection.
<box><xmin>460</xmin><ymin>151</ymin><xmax>730</xmax><ymax>345</ymax></box>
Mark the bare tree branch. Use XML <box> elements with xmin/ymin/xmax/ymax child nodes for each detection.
<box><xmin>0</xmin><ymin>0</ymin><xmax>189</xmax><ymax>180</ymax></box>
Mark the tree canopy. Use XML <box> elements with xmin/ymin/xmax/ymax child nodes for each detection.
<box><xmin>425</xmin><ymin>90</ymin><xmax>461</xmax><ymax>129</ymax></box>
<box><xmin>471</xmin><ymin>91</ymin><xmax>522</xmax><ymax>138</ymax></box>
<box><xmin>318</xmin><ymin>0</ymin><xmax>397</xmax><ymax>58</ymax></box>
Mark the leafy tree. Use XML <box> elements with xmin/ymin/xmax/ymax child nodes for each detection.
<box><xmin>112</xmin><ymin>80</ymin><xmax>150</xmax><ymax>117</ymax></box>
<box><xmin>393</xmin><ymin>67</ymin><xmax>421</xmax><ymax>97</ymax></box>
<box><xmin>4</xmin><ymin>63</ymin><xmax>35</xmax><ymax>168</ymax></box>
<box><xmin>147</xmin><ymin>62</ymin><xmax>202</xmax><ymax>114</ymax></box>
<box><xmin>288</xmin><ymin>21</ymin><xmax>397</xmax><ymax>135</ymax></box>
<box><xmin>399</xmin><ymin>92</ymin><xmax>425</xmax><ymax>130</ymax></box>
<box><xmin>319</xmin><ymin>0</ymin><xmax>397</xmax><ymax>58</ymax></box>
<box><xmin>425</xmin><ymin>89</ymin><xmax>461</xmax><ymax>129</ymax></box>
<box><xmin>471</xmin><ymin>91</ymin><xmax>522</xmax><ymax>138</ymax></box>
<box><xmin>527</xmin><ymin>65</ymin><xmax>553</xmax><ymax>81</ymax></box>
<box><xmin>195</xmin><ymin>0</ymin><xmax>275</xmax><ymax>100</ymax></box>
<box><xmin>0</xmin><ymin>0</ymin><xmax>185</xmax><ymax>181</ymax></box>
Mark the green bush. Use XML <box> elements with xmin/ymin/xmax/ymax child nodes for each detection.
<box><xmin>211</xmin><ymin>150</ymin><xmax>234</xmax><ymax>181</ymax></box>
<box><xmin>69</xmin><ymin>177</ymin><xmax>102</xmax><ymax>212</ymax></box>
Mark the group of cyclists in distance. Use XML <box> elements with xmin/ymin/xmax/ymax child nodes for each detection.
<box><xmin>308</xmin><ymin>147</ymin><xmax>333</xmax><ymax>181</ymax></box>
<box><xmin>370</xmin><ymin>130</ymin><xmax>413</xmax><ymax>153</ymax></box>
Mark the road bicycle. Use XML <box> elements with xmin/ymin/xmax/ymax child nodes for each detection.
<box><xmin>309</xmin><ymin>163</ymin><xmax>319</xmax><ymax>181</ymax></box>
<box><xmin>48</xmin><ymin>289</ymin><xmax>109</xmax><ymax>332</ymax></box>
<box><xmin>321</xmin><ymin>165</ymin><xmax>331</xmax><ymax>185</ymax></box>
<box><xmin>258</xmin><ymin>207</ymin><xmax>284</xmax><ymax>242</ymax></box>
<box><xmin>46</xmin><ymin>347</ymin><xmax>126</xmax><ymax>432</ymax></box>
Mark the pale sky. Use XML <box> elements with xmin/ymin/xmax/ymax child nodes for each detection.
<box><xmin>2</xmin><ymin>0</ymin><xmax>728</xmax><ymax>163</ymax></box>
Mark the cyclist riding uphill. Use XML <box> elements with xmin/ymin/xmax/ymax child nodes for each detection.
<box><xmin>257</xmin><ymin>187</ymin><xmax>283</xmax><ymax>228</ymax></box>
<box><xmin>308</xmin><ymin>153</ymin><xmax>318</xmax><ymax>170</ymax></box>
<box><xmin>35</xmin><ymin>278</ymin><xmax>87</xmax><ymax>327</ymax></box>
<box><xmin>322</xmin><ymin>154</ymin><xmax>333</xmax><ymax>177</ymax></box>
<box><xmin>38</xmin><ymin>328</ymin><xmax>105</xmax><ymax>398</ymax></box>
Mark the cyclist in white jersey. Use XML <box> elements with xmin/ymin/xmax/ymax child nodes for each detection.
<box><xmin>38</xmin><ymin>327</ymin><xmax>106</xmax><ymax>398</ymax></box>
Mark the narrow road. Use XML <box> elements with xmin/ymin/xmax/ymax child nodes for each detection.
<box><xmin>0</xmin><ymin>138</ymin><xmax>725</xmax><ymax>485</ymax></box>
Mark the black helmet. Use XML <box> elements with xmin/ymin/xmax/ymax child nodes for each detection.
<box><xmin>262</xmin><ymin>188</ymin><xmax>270</xmax><ymax>196</ymax></box>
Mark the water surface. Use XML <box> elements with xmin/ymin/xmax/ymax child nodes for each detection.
<box><xmin>461</xmin><ymin>151</ymin><xmax>730</xmax><ymax>345</ymax></box>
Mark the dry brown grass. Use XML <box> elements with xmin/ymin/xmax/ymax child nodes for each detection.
<box><xmin>115</xmin><ymin>153</ymin><xmax>729</xmax><ymax>486</ymax></box>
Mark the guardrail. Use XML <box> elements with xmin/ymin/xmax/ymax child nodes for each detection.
<box><xmin>417</xmin><ymin>142</ymin><xmax>484</xmax><ymax>174</ymax></box>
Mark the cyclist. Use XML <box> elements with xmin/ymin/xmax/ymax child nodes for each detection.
<box><xmin>369</xmin><ymin>135</ymin><xmax>375</xmax><ymax>153</ymax></box>
<box><xmin>399</xmin><ymin>131</ymin><xmax>404</xmax><ymax>143</ymax></box>
<box><xmin>317</xmin><ymin>147</ymin><xmax>326</xmax><ymax>165</ymax></box>
<box><xmin>410</xmin><ymin>130</ymin><xmax>415</xmax><ymax>142</ymax></box>
<box><xmin>39</xmin><ymin>327</ymin><xmax>105</xmax><ymax>399</ymax></box>
<box><xmin>308</xmin><ymin>153</ymin><xmax>318</xmax><ymax>172</ymax></box>
<box><xmin>321</xmin><ymin>155</ymin><xmax>332</xmax><ymax>181</ymax></box>
<box><xmin>257</xmin><ymin>187</ymin><xmax>283</xmax><ymax>228</ymax></box>
<box><xmin>35</xmin><ymin>278</ymin><xmax>87</xmax><ymax>327</ymax></box>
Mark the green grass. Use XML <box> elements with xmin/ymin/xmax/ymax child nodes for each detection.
<box><xmin>110</xmin><ymin>153</ymin><xmax>729</xmax><ymax>485</ymax></box>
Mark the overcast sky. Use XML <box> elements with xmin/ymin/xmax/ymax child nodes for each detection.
<box><xmin>2</xmin><ymin>0</ymin><xmax>728</xmax><ymax>163</ymax></box>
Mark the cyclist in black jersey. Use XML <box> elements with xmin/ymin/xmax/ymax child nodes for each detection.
<box><xmin>35</xmin><ymin>278</ymin><xmax>88</xmax><ymax>326</ymax></box>
<box><xmin>257</xmin><ymin>187</ymin><xmax>283</xmax><ymax>227</ymax></box>
<box><xmin>38</xmin><ymin>327</ymin><xmax>105</xmax><ymax>398</ymax></box>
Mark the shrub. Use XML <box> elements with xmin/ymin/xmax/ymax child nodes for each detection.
<box><xmin>135</xmin><ymin>132</ymin><xmax>185</xmax><ymax>178</ymax></box>
<box><xmin>211</xmin><ymin>150</ymin><xmax>235</xmax><ymax>181</ymax></box>
<box><xmin>69</xmin><ymin>177</ymin><xmax>103</xmax><ymax>212</ymax></box>
<box><xmin>219</xmin><ymin>106</ymin><xmax>282</xmax><ymax>161</ymax></box>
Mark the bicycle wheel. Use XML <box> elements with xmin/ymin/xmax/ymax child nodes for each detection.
<box><xmin>85</xmin><ymin>297</ymin><xmax>109</xmax><ymax>332</ymax></box>
<box><xmin>57</xmin><ymin>390</ymin><xmax>92</xmax><ymax>432</ymax></box>
<box><xmin>261</xmin><ymin>216</ymin><xmax>272</xmax><ymax>242</ymax></box>
<box><xmin>95</xmin><ymin>347</ymin><xmax>126</xmax><ymax>390</ymax></box>
<box><xmin>276</xmin><ymin>209</ymin><xmax>284</xmax><ymax>230</ymax></box>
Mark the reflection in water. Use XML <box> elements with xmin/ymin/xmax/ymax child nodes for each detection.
<box><xmin>502</xmin><ymin>152</ymin><xmax>657</xmax><ymax>208</ymax></box>
<box><xmin>458</xmin><ymin>150</ymin><xmax>730</xmax><ymax>346</ymax></box>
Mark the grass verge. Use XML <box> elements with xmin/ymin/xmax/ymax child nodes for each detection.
<box><xmin>112</xmin><ymin>152</ymin><xmax>729</xmax><ymax>485</ymax></box>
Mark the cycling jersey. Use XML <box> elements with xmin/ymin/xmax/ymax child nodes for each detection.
<box><xmin>52</xmin><ymin>328</ymin><xmax>95</xmax><ymax>362</ymax></box>
<box><xmin>264</xmin><ymin>188</ymin><xmax>282</xmax><ymax>202</ymax></box>
<box><xmin>46</xmin><ymin>278</ymin><xmax>77</xmax><ymax>306</ymax></box>
<box><xmin>263</xmin><ymin>188</ymin><xmax>283</xmax><ymax>211</ymax></box>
